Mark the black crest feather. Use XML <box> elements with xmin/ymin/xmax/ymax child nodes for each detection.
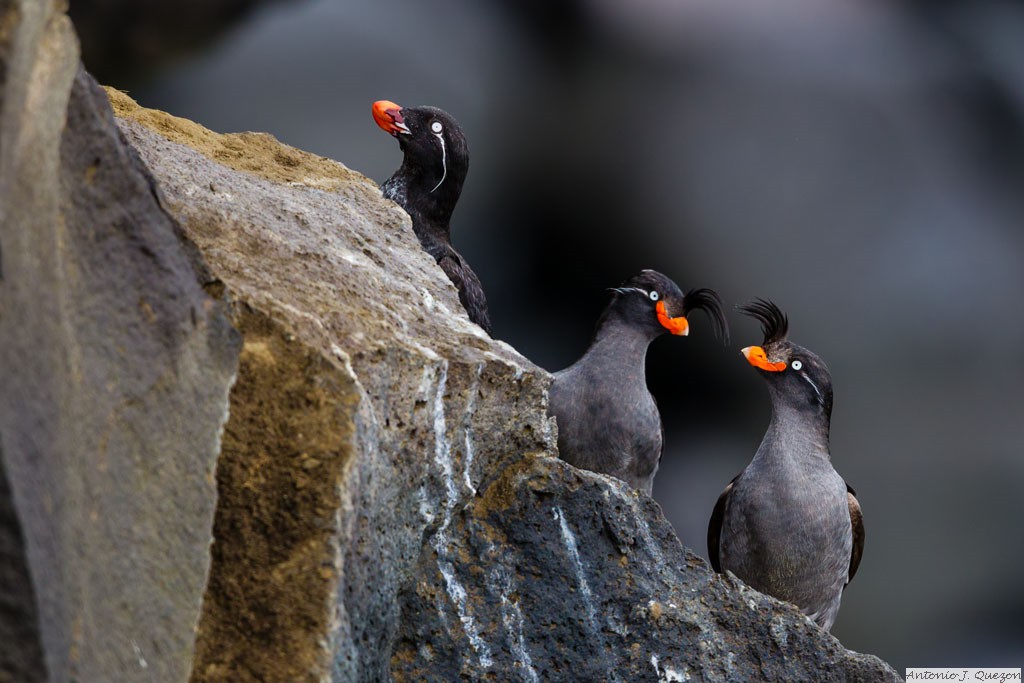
<box><xmin>738</xmin><ymin>298</ymin><xmax>788</xmax><ymax>345</ymax></box>
<box><xmin>682</xmin><ymin>288</ymin><xmax>730</xmax><ymax>345</ymax></box>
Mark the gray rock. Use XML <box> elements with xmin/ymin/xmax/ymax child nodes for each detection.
<box><xmin>0</xmin><ymin>2</ymin><xmax>238</xmax><ymax>681</ymax></box>
<box><xmin>0</xmin><ymin>2</ymin><xmax>901</xmax><ymax>680</ymax></box>
<box><xmin>0</xmin><ymin>444</ymin><xmax>47</xmax><ymax>683</ymax></box>
<box><xmin>111</xmin><ymin>93</ymin><xmax>555</xmax><ymax>683</ymax></box>
<box><xmin>391</xmin><ymin>457</ymin><xmax>899</xmax><ymax>682</ymax></box>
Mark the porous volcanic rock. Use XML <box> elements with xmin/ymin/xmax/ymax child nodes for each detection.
<box><xmin>392</xmin><ymin>457</ymin><xmax>900</xmax><ymax>682</ymax></box>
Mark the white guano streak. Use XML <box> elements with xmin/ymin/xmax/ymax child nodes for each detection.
<box><xmin>431</xmin><ymin>361</ymin><xmax>493</xmax><ymax>668</ymax></box>
<box><xmin>553</xmin><ymin>507</ymin><xmax>623</xmax><ymax>683</ymax></box>
<box><xmin>552</xmin><ymin>507</ymin><xmax>598</xmax><ymax>633</ymax></box>
<box><xmin>461</xmin><ymin>364</ymin><xmax>483</xmax><ymax>496</ymax></box>
<box><xmin>491</xmin><ymin>563</ymin><xmax>540</xmax><ymax>683</ymax></box>
<box><xmin>651</xmin><ymin>654</ymin><xmax>689</xmax><ymax>682</ymax></box>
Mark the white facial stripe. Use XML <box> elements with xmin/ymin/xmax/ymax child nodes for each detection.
<box><xmin>611</xmin><ymin>287</ymin><xmax>650</xmax><ymax>297</ymax></box>
<box><xmin>801</xmin><ymin>372</ymin><xmax>824</xmax><ymax>404</ymax></box>
<box><xmin>430</xmin><ymin>132</ymin><xmax>447</xmax><ymax>193</ymax></box>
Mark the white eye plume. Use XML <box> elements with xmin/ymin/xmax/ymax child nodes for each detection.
<box><xmin>791</xmin><ymin>360</ymin><xmax>803</xmax><ymax>371</ymax></box>
<box><xmin>429</xmin><ymin>124</ymin><xmax>448</xmax><ymax>193</ymax></box>
<box><xmin>610</xmin><ymin>287</ymin><xmax>657</xmax><ymax>299</ymax></box>
<box><xmin>800</xmin><ymin>369</ymin><xmax>825</xmax><ymax>405</ymax></box>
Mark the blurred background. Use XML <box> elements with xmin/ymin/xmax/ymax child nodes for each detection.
<box><xmin>72</xmin><ymin>0</ymin><xmax>1024</xmax><ymax>671</ymax></box>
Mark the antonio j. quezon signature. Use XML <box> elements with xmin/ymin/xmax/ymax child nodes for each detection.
<box><xmin>906</xmin><ymin>670</ymin><xmax>1021</xmax><ymax>682</ymax></box>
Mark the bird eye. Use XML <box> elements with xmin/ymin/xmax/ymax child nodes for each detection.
<box><xmin>791</xmin><ymin>360</ymin><xmax>803</xmax><ymax>371</ymax></box>
<box><xmin>430</xmin><ymin>121</ymin><xmax>443</xmax><ymax>134</ymax></box>
<box><xmin>649</xmin><ymin>291</ymin><xmax>659</xmax><ymax>301</ymax></box>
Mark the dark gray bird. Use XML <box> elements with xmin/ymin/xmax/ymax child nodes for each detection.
<box><xmin>372</xmin><ymin>99</ymin><xmax>491</xmax><ymax>334</ymax></box>
<box><xmin>548</xmin><ymin>270</ymin><xmax>728</xmax><ymax>495</ymax></box>
<box><xmin>707</xmin><ymin>300</ymin><xmax>864</xmax><ymax>631</ymax></box>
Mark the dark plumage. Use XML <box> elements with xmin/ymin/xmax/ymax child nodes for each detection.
<box><xmin>372</xmin><ymin>100</ymin><xmax>491</xmax><ymax>334</ymax></box>
<box><xmin>547</xmin><ymin>270</ymin><xmax>728</xmax><ymax>495</ymax></box>
<box><xmin>707</xmin><ymin>299</ymin><xmax>863</xmax><ymax>631</ymax></box>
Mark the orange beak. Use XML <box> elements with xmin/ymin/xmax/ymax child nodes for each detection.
<box><xmin>742</xmin><ymin>345</ymin><xmax>786</xmax><ymax>372</ymax></box>
<box><xmin>372</xmin><ymin>100</ymin><xmax>410</xmax><ymax>135</ymax></box>
<box><xmin>656</xmin><ymin>300</ymin><xmax>689</xmax><ymax>336</ymax></box>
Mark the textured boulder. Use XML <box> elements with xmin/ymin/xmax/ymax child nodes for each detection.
<box><xmin>393</xmin><ymin>458</ymin><xmax>897</xmax><ymax>682</ymax></box>
<box><xmin>107</xmin><ymin>87</ymin><xmax>554</xmax><ymax>683</ymax></box>
<box><xmin>0</xmin><ymin>1</ymin><xmax>238</xmax><ymax>681</ymax></box>
<box><xmin>1</xmin><ymin>2</ymin><xmax>901</xmax><ymax>681</ymax></box>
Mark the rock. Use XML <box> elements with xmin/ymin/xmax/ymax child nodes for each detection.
<box><xmin>0</xmin><ymin>445</ymin><xmax>47</xmax><ymax>683</ymax></box>
<box><xmin>0</xmin><ymin>2</ymin><xmax>238</xmax><ymax>681</ymax></box>
<box><xmin>392</xmin><ymin>457</ymin><xmax>899</xmax><ymax>682</ymax></box>
<box><xmin>0</xmin><ymin>2</ymin><xmax>901</xmax><ymax>681</ymax></box>
<box><xmin>108</xmin><ymin>86</ymin><xmax>554</xmax><ymax>683</ymax></box>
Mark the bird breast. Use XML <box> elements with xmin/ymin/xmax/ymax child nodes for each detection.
<box><xmin>723</xmin><ymin>462</ymin><xmax>852</xmax><ymax>608</ymax></box>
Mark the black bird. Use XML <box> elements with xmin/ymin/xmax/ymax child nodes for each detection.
<box><xmin>372</xmin><ymin>100</ymin><xmax>491</xmax><ymax>334</ymax></box>
<box><xmin>547</xmin><ymin>270</ymin><xmax>728</xmax><ymax>495</ymax></box>
<box><xmin>707</xmin><ymin>300</ymin><xmax>864</xmax><ymax>631</ymax></box>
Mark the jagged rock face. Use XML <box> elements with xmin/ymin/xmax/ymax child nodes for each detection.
<box><xmin>1</xmin><ymin>3</ymin><xmax>901</xmax><ymax>681</ymax></box>
<box><xmin>109</xmin><ymin>90</ymin><xmax>554</xmax><ymax>683</ymax></box>
<box><xmin>393</xmin><ymin>458</ymin><xmax>898</xmax><ymax>682</ymax></box>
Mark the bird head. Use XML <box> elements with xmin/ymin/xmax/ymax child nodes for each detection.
<box><xmin>372</xmin><ymin>100</ymin><xmax>469</xmax><ymax>196</ymax></box>
<box><xmin>739</xmin><ymin>299</ymin><xmax>833</xmax><ymax>416</ymax></box>
<box><xmin>603</xmin><ymin>269</ymin><xmax>729</xmax><ymax>342</ymax></box>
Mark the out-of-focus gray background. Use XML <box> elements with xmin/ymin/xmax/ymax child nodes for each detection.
<box><xmin>74</xmin><ymin>0</ymin><xmax>1024</xmax><ymax>670</ymax></box>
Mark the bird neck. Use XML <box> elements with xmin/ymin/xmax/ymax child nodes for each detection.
<box><xmin>384</xmin><ymin>157</ymin><xmax>465</xmax><ymax>236</ymax></box>
<box><xmin>757</xmin><ymin>400</ymin><xmax>832</xmax><ymax>467</ymax></box>
<box><xmin>387</xmin><ymin>152</ymin><xmax>464</xmax><ymax>215</ymax></box>
<box><xmin>579</xmin><ymin>321</ymin><xmax>656</xmax><ymax>380</ymax></box>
